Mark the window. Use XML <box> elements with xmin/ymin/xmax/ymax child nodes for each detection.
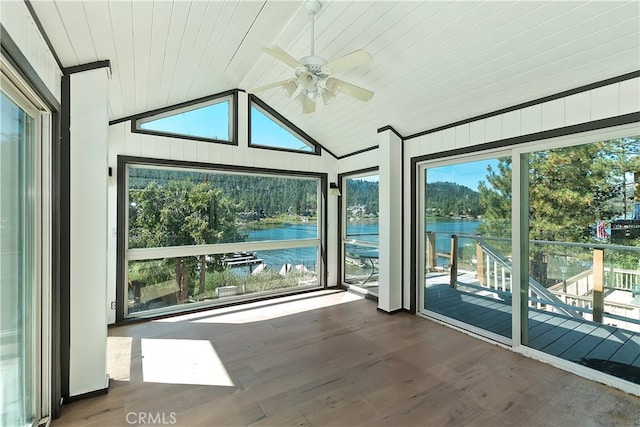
<box><xmin>134</xmin><ymin>92</ymin><xmax>236</xmax><ymax>144</ymax></box>
<box><xmin>341</xmin><ymin>172</ymin><xmax>379</xmax><ymax>297</ymax></box>
<box><xmin>249</xmin><ymin>96</ymin><xmax>320</xmax><ymax>154</ymax></box>
<box><xmin>121</xmin><ymin>159</ymin><xmax>324</xmax><ymax>318</ymax></box>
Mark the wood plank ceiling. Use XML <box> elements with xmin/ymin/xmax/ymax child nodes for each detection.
<box><xmin>30</xmin><ymin>0</ymin><xmax>640</xmax><ymax>158</ymax></box>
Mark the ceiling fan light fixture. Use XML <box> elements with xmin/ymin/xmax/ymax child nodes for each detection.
<box><xmin>295</xmin><ymin>91</ymin><xmax>309</xmax><ymax>106</ymax></box>
<box><xmin>298</xmin><ymin>70</ymin><xmax>318</xmax><ymax>90</ymax></box>
<box><xmin>301</xmin><ymin>94</ymin><xmax>316</xmax><ymax>114</ymax></box>
<box><xmin>321</xmin><ymin>88</ymin><xmax>336</xmax><ymax>105</ymax></box>
<box><xmin>307</xmin><ymin>89</ymin><xmax>318</xmax><ymax>100</ymax></box>
<box><xmin>282</xmin><ymin>80</ymin><xmax>298</xmax><ymax>97</ymax></box>
<box><xmin>325</xmin><ymin>77</ymin><xmax>340</xmax><ymax>93</ymax></box>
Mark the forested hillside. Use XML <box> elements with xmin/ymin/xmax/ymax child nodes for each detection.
<box><xmin>129</xmin><ymin>168</ymin><xmax>317</xmax><ymax>218</ymax></box>
<box><xmin>425</xmin><ymin>182</ymin><xmax>481</xmax><ymax>217</ymax></box>
<box><xmin>129</xmin><ymin>168</ymin><xmax>481</xmax><ymax>219</ymax></box>
<box><xmin>345</xmin><ymin>179</ymin><xmax>379</xmax><ymax>214</ymax></box>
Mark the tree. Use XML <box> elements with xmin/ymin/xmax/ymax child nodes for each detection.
<box><xmin>129</xmin><ymin>179</ymin><xmax>244</xmax><ymax>303</ymax></box>
<box><xmin>478</xmin><ymin>139</ymin><xmax>640</xmax><ymax>285</ymax></box>
<box><xmin>527</xmin><ymin>142</ymin><xmax>615</xmax><ymax>242</ymax></box>
<box><xmin>477</xmin><ymin>158</ymin><xmax>512</xmax><ymax>238</ymax></box>
<box><xmin>478</xmin><ymin>144</ymin><xmax>627</xmax><ymax>242</ymax></box>
<box><xmin>604</xmin><ymin>137</ymin><xmax>640</xmax><ymax>219</ymax></box>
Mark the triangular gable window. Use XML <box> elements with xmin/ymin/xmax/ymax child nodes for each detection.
<box><xmin>134</xmin><ymin>92</ymin><xmax>236</xmax><ymax>144</ymax></box>
<box><xmin>249</xmin><ymin>96</ymin><xmax>320</xmax><ymax>155</ymax></box>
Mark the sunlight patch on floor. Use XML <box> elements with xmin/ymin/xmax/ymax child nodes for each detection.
<box><xmin>141</xmin><ymin>339</ymin><xmax>234</xmax><ymax>386</ymax></box>
<box><xmin>192</xmin><ymin>291</ymin><xmax>363</xmax><ymax>324</ymax></box>
<box><xmin>107</xmin><ymin>336</ymin><xmax>132</xmax><ymax>381</ymax></box>
<box><xmin>153</xmin><ymin>290</ymin><xmax>363</xmax><ymax>324</ymax></box>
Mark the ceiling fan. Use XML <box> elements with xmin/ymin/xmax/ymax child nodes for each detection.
<box><xmin>249</xmin><ymin>0</ymin><xmax>374</xmax><ymax>114</ymax></box>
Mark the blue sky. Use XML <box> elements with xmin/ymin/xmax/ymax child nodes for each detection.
<box><xmin>250</xmin><ymin>107</ymin><xmax>311</xmax><ymax>151</ymax></box>
<box><xmin>427</xmin><ymin>159</ymin><xmax>499</xmax><ymax>191</ymax></box>
<box><xmin>140</xmin><ymin>101</ymin><xmax>230</xmax><ymax>141</ymax></box>
<box><xmin>141</xmin><ymin>102</ymin><xmax>311</xmax><ymax>152</ymax></box>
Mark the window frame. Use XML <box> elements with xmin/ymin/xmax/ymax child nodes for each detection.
<box><xmin>116</xmin><ymin>155</ymin><xmax>327</xmax><ymax>321</ymax></box>
<box><xmin>416</xmin><ymin>149</ymin><xmax>513</xmax><ymax>346</ymax></box>
<box><xmin>132</xmin><ymin>90</ymin><xmax>238</xmax><ymax>145</ymax></box>
<box><xmin>339</xmin><ymin>167</ymin><xmax>380</xmax><ymax>296</ymax></box>
<box><xmin>248</xmin><ymin>95</ymin><xmax>321</xmax><ymax>155</ymax></box>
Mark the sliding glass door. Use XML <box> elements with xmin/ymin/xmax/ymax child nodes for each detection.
<box><xmin>0</xmin><ymin>59</ymin><xmax>50</xmax><ymax>426</ymax></box>
<box><xmin>418</xmin><ymin>154</ymin><xmax>512</xmax><ymax>343</ymax></box>
<box><xmin>521</xmin><ymin>135</ymin><xmax>640</xmax><ymax>383</ymax></box>
<box><xmin>417</xmin><ymin>129</ymin><xmax>640</xmax><ymax>386</ymax></box>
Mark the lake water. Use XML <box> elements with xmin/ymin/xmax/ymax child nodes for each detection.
<box><xmin>246</xmin><ymin>223</ymin><xmax>318</xmax><ymax>272</ymax></box>
<box><xmin>243</xmin><ymin>218</ymin><xmax>482</xmax><ymax>271</ymax></box>
<box><xmin>426</xmin><ymin>218</ymin><xmax>483</xmax><ymax>265</ymax></box>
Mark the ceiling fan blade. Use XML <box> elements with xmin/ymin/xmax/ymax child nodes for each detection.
<box><xmin>327</xmin><ymin>77</ymin><xmax>373</xmax><ymax>102</ymax></box>
<box><xmin>261</xmin><ymin>45</ymin><xmax>303</xmax><ymax>68</ymax></box>
<box><xmin>323</xmin><ymin>50</ymin><xmax>372</xmax><ymax>74</ymax></box>
<box><xmin>248</xmin><ymin>79</ymin><xmax>296</xmax><ymax>94</ymax></box>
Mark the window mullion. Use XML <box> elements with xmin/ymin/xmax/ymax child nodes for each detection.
<box><xmin>127</xmin><ymin>238</ymin><xmax>320</xmax><ymax>261</ymax></box>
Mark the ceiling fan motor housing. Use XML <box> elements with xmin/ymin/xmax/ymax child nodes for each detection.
<box><xmin>300</xmin><ymin>55</ymin><xmax>328</xmax><ymax>76</ymax></box>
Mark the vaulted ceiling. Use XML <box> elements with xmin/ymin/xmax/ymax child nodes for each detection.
<box><xmin>31</xmin><ymin>0</ymin><xmax>640</xmax><ymax>157</ymax></box>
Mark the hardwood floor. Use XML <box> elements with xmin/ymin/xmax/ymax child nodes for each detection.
<box><xmin>53</xmin><ymin>290</ymin><xmax>640</xmax><ymax>427</ymax></box>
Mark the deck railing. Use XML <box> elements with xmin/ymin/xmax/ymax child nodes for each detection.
<box><xmin>426</xmin><ymin>231</ymin><xmax>640</xmax><ymax>327</ymax></box>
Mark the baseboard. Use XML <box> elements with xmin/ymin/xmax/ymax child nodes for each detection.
<box><xmin>65</xmin><ymin>374</ymin><xmax>109</xmax><ymax>403</ymax></box>
<box><xmin>376</xmin><ymin>307</ymin><xmax>405</xmax><ymax>315</ymax></box>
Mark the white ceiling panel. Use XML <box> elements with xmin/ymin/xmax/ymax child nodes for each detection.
<box><xmin>27</xmin><ymin>0</ymin><xmax>640</xmax><ymax>157</ymax></box>
<box><xmin>130</xmin><ymin>0</ymin><xmax>154</xmax><ymax>114</ymax></box>
<box><xmin>139</xmin><ymin>0</ymin><xmax>174</xmax><ymax>113</ymax></box>
<box><xmin>29</xmin><ymin>1</ymin><xmax>78</xmax><ymax>65</ymax></box>
<box><xmin>54</xmin><ymin>1</ymin><xmax>98</xmax><ymax>63</ymax></box>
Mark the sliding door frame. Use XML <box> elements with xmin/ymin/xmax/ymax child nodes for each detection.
<box><xmin>416</xmin><ymin>149</ymin><xmax>512</xmax><ymax>346</ymax></box>
<box><xmin>1</xmin><ymin>53</ymin><xmax>53</xmax><ymax>426</ymax></box>
<box><xmin>1</xmin><ymin>25</ymin><xmax>62</xmax><ymax>419</ymax></box>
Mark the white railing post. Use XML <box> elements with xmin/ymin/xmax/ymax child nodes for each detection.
<box><xmin>476</xmin><ymin>243</ymin><xmax>485</xmax><ymax>285</ymax></box>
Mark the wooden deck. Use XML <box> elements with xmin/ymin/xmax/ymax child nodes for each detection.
<box><xmin>425</xmin><ymin>284</ymin><xmax>640</xmax><ymax>384</ymax></box>
<box><xmin>53</xmin><ymin>290</ymin><xmax>640</xmax><ymax>426</ymax></box>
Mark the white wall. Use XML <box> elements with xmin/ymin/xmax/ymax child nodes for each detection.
<box><xmin>68</xmin><ymin>68</ymin><xmax>109</xmax><ymax>397</ymax></box>
<box><xmin>107</xmin><ymin>91</ymin><xmax>339</xmax><ymax>323</ymax></box>
<box><xmin>1</xmin><ymin>1</ymin><xmax>62</xmax><ymax>102</ymax></box>
<box><xmin>405</xmin><ymin>78</ymin><xmax>639</xmax><ymax>157</ymax></box>
<box><xmin>337</xmin><ymin>148</ymin><xmax>380</xmax><ymax>175</ymax></box>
